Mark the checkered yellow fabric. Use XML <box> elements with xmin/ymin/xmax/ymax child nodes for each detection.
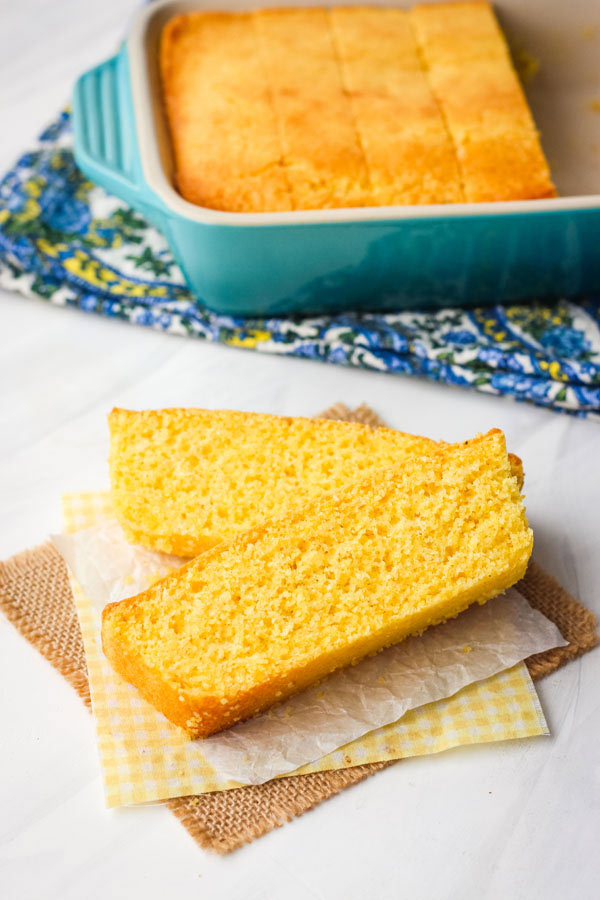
<box><xmin>62</xmin><ymin>492</ymin><xmax>548</xmax><ymax>808</ymax></box>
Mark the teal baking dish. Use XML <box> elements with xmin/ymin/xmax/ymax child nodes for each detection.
<box><xmin>72</xmin><ymin>0</ymin><xmax>600</xmax><ymax>316</ymax></box>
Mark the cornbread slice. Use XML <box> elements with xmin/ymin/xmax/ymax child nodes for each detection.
<box><xmin>160</xmin><ymin>13</ymin><xmax>292</xmax><ymax>212</ymax></box>
<box><xmin>102</xmin><ymin>429</ymin><xmax>532</xmax><ymax>737</ymax></box>
<box><xmin>109</xmin><ymin>408</ymin><xmax>442</xmax><ymax>555</ymax></box>
<box><xmin>330</xmin><ymin>7</ymin><xmax>463</xmax><ymax>204</ymax></box>
<box><xmin>252</xmin><ymin>8</ymin><xmax>372</xmax><ymax>209</ymax></box>
<box><xmin>411</xmin><ymin>2</ymin><xmax>556</xmax><ymax>201</ymax></box>
<box><xmin>109</xmin><ymin>408</ymin><xmax>524</xmax><ymax>557</ymax></box>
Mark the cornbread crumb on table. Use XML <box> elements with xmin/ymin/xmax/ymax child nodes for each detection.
<box><xmin>102</xmin><ymin>429</ymin><xmax>532</xmax><ymax>737</ymax></box>
<box><xmin>109</xmin><ymin>407</ymin><xmax>524</xmax><ymax>558</ymax></box>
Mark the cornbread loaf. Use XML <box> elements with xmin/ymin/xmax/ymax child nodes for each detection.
<box><xmin>411</xmin><ymin>2</ymin><xmax>556</xmax><ymax>201</ymax></box>
<box><xmin>102</xmin><ymin>429</ymin><xmax>533</xmax><ymax>737</ymax></box>
<box><xmin>159</xmin><ymin>4</ymin><xmax>554</xmax><ymax>212</ymax></box>
<box><xmin>108</xmin><ymin>407</ymin><xmax>524</xmax><ymax>557</ymax></box>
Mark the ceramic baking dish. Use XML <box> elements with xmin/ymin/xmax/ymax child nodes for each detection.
<box><xmin>72</xmin><ymin>0</ymin><xmax>600</xmax><ymax>316</ymax></box>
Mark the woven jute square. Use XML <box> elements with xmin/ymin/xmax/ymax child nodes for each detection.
<box><xmin>0</xmin><ymin>405</ymin><xmax>597</xmax><ymax>853</ymax></box>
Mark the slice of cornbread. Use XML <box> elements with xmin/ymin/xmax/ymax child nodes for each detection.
<box><xmin>108</xmin><ymin>408</ymin><xmax>524</xmax><ymax>557</ymax></box>
<box><xmin>102</xmin><ymin>429</ymin><xmax>532</xmax><ymax>737</ymax></box>
<box><xmin>330</xmin><ymin>7</ymin><xmax>463</xmax><ymax>204</ymax></box>
<box><xmin>109</xmin><ymin>408</ymin><xmax>443</xmax><ymax>555</ymax></box>
<box><xmin>160</xmin><ymin>13</ymin><xmax>292</xmax><ymax>212</ymax></box>
<box><xmin>411</xmin><ymin>1</ymin><xmax>555</xmax><ymax>201</ymax></box>
<box><xmin>252</xmin><ymin>8</ymin><xmax>372</xmax><ymax>209</ymax></box>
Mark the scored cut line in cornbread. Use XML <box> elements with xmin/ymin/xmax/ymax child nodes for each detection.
<box><xmin>330</xmin><ymin>6</ymin><xmax>463</xmax><ymax>205</ymax></box>
<box><xmin>252</xmin><ymin>7</ymin><xmax>372</xmax><ymax>209</ymax></box>
<box><xmin>411</xmin><ymin>2</ymin><xmax>556</xmax><ymax>202</ymax></box>
<box><xmin>160</xmin><ymin>13</ymin><xmax>292</xmax><ymax>212</ymax></box>
<box><xmin>102</xmin><ymin>429</ymin><xmax>533</xmax><ymax>738</ymax></box>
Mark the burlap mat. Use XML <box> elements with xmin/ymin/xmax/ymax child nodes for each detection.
<box><xmin>0</xmin><ymin>404</ymin><xmax>597</xmax><ymax>854</ymax></box>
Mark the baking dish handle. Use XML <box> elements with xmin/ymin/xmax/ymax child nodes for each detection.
<box><xmin>72</xmin><ymin>50</ymin><xmax>147</xmax><ymax>213</ymax></box>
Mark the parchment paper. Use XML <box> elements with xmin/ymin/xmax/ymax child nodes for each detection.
<box><xmin>52</xmin><ymin>522</ymin><xmax>565</xmax><ymax>785</ymax></box>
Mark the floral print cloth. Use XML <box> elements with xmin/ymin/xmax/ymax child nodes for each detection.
<box><xmin>1</xmin><ymin>109</ymin><xmax>599</xmax><ymax>418</ymax></box>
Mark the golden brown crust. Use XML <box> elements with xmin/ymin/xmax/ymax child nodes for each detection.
<box><xmin>508</xmin><ymin>452</ymin><xmax>524</xmax><ymax>488</ymax></box>
<box><xmin>101</xmin><ymin>609</ymin><xmax>198</xmax><ymax>731</ymax></box>
<box><xmin>253</xmin><ymin>7</ymin><xmax>372</xmax><ymax>209</ymax></box>
<box><xmin>411</xmin><ymin>2</ymin><xmax>556</xmax><ymax>201</ymax></box>
<box><xmin>330</xmin><ymin>6</ymin><xmax>463</xmax><ymax>205</ymax></box>
<box><xmin>160</xmin><ymin>12</ymin><xmax>292</xmax><ymax>212</ymax></box>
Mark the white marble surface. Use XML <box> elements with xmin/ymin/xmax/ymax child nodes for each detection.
<box><xmin>1</xmin><ymin>2</ymin><xmax>599</xmax><ymax>898</ymax></box>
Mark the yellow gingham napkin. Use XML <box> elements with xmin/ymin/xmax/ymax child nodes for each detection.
<box><xmin>63</xmin><ymin>492</ymin><xmax>548</xmax><ymax>808</ymax></box>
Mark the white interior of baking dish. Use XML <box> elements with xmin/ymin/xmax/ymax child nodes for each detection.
<box><xmin>128</xmin><ymin>0</ymin><xmax>600</xmax><ymax>225</ymax></box>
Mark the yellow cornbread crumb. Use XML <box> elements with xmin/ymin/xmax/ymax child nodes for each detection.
<box><xmin>513</xmin><ymin>49</ymin><xmax>540</xmax><ymax>84</ymax></box>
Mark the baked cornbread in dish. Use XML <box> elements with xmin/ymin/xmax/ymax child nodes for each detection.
<box><xmin>108</xmin><ymin>407</ymin><xmax>524</xmax><ymax>557</ymax></box>
<box><xmin>159</xmin><ymin>3</ymin><xmax>555</xmax><ymax>212</ymax></box>
<box><xmin>102</xmin><ymin>429</ymin><xmax>532</xmax><ymax>738</ymax></box>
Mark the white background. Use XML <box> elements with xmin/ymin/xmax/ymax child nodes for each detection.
<box><xmin>1</xmin><ymin>2</ymin><xmax>599</xmax><ymax>898</ymax></box>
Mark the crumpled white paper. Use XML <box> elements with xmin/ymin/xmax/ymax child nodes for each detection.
<box><xmin>52</xmin><ymin>522</ymin><xmax>566</xmax><ymax>785</ymax></box>
<box><xmin>199</xmin><ymin>592</ymin><xmax>564</xmax><ymax>783</ymax></box>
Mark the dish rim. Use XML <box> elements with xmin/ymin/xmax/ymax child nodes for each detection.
<box><xmin>127</xmin><ymin>0</ymin><xmax>600</xmax><ymax>228</ymax></box>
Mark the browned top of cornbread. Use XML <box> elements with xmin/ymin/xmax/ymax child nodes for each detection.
<box><xmin>330</xmin><ymin>7</ymin><xmax>463</xmax><ymax>204</ymax></box>
<box><xmin>160</xmin><ymin>4</ymin><xmax>554</xmax><ymax>210</ymax></box>
<box><xmin>254</xmin><ymin>7</ymin><xmax>372</xmax><ymax>209</ymax></box>
<box><xmin>160</xmin><ymin>12</ymin><xmax>292</xmax><ymax>212</ymax></box>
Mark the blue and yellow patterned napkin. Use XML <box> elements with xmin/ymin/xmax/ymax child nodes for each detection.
<box><xmin>1</xmin><ymin>110</ymin><xmax>599</xmax><ymax>418</ymax></box>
